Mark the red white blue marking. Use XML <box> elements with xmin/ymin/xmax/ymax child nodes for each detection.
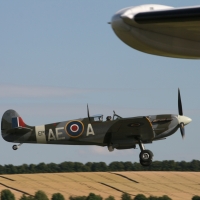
<box><xmin>70</xmin><ymin>124</ymin><xmax>79</xmax><ymax>132</ymax></box>
<box><xmin>12</xmin><ymin>117</ymin><xmax>25</xmax><ymax>128</ymax></box>
<box><xmin>65</xmin><ymin>121</ymin><xmax>84</xmax><ymax>138</ymax></box>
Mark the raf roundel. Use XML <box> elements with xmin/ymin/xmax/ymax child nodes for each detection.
<box><xmin>65</xmin><ymin>120</ymin><xmax>84</xmax><ymax>138</ymax></box>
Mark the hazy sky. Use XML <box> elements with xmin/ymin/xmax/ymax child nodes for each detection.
<box><xmin>0</xmin><ymin>0</ymin><xmax>200</xmax><ymax>166</ymax></box>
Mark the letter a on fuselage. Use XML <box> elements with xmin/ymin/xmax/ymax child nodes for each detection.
<box><xmin>86</xmin><ymin>124</ymin><xmax>95</xmax><ymax>136</ymax></box>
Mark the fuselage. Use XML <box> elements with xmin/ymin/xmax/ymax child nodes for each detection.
<box><xmin>1</xmin><ymin>110</ymin><xmax>191</xmax><ymax>150</ymax></box>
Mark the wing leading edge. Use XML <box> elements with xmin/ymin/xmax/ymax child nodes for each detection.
<box><xmin>121</xmin><ymin>6</ymin><xmax>200</xmax><ymax>43</ymax></box>
<box><xmin>111</xmin><ymin>4</ymin><xmax>200</xmax><ymax>58</ymax></box>
<box><xmin>135</xmin><ymin>7</ymin><xmax>200</xmax><ymax>24</ymax></box>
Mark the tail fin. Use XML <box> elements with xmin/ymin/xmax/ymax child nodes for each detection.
<box><xmin>1</xmin><ymin>110</ymin><xmax>29</xmax><ymax>142</ymax></box>
<box><xmin>1</xmin><ymin>110</ymin><xmax>26</xmax><ymax>130</ymax></box>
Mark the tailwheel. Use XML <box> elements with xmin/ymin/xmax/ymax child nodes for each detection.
<box><xmin>12</xmin><ymin>145</ymin><xmax>18</xmax><ymax>150</ymax></box>
<box><xmin>12</xmin><ymin>143</ymin><xmax>23</xmax><ymax>150</ymax></box>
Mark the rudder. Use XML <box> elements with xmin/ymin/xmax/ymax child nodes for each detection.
<box><xmin>1</xmin><ymin>110</ymin><xmax>26</xmax><ymax>131</ymax></box>
<box><xmin>1</xmin><ymin>110</ymin><xmax>28</xmax><ymax>142</ymax></box>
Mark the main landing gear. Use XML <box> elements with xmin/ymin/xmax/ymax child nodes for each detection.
<box><xmin>12</xmin><ymin>143</ymin><xmax>23</xmax><ymax>150</ymax></box>
<box><xmin>138</xmin><ymin>140</ymin><xmax>153</xmax><ymax>167</ymax></box>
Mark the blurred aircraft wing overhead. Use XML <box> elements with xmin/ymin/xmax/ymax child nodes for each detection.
<box><xmin>111</xmin><ymin>5</ymin><xmax>200</xmax><ymax>59</ymax></box>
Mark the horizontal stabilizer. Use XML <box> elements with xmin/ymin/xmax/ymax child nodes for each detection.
<box><xmin>7</xmin><ymin>127</ymin><xmax>32</xmax><ymax>134</ymax></box>
<box><xmin>153</xmin><ymin>138</ymin><xmax>166</xmax><ymax>141</ymax></box>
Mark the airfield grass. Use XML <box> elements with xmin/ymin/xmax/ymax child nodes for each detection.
<box><xmin>0</xmin><ymin>172</ymin><xmax>200</xmax><ymax>200</ymax></box>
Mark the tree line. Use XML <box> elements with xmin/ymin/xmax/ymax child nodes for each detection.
<box><xmin>1</xmin><ymin>189</ymin><xmax>200</xmax><ymax>200</ymax></box>
<box><xmin>0</xmin><ymin>189</ymin><xmax>171</xmax><ymax>200</ymax></box>
<box><xmin>0</xmin><ymin>160</ymin><xmax>200</xmax><ymax>174</ymax></box>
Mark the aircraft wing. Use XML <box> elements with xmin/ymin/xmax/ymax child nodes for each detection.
<box><xmin>122</xmin><ymin>6</ymin><xmax>200</xmax><ymax>43</ymax></box>
<box><xmin>112</xmin><ymin>117</ymin><xmax>155</xmax><ymax>142</ymax></box>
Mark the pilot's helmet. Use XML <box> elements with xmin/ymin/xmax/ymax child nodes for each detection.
<box><xmin>106</xmin><ymin>116</ymin><xmax>112</xmax><ymax>121</ymax></box>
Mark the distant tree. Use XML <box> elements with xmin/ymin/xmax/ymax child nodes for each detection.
<box><xmin>86</xmin><ymin>193</ymin><xmax>102</xmax><ymax>200</ymax></box>
<box><xmin>18</xmin><ymin>164</ymin><xmax>29</xmax><ymax>174</ymax></box>
<box><xmin>91</xmin><ymin>162</ymin><xmax>108</xmax><ymax>172</ymax></box>
<box><xmin>34</xmin><ymin>190</ymin><xmax>49</xmax><ymax>200</ymax></box>
<box><xmin>36</xmin><ymin>163</ymin><xmax>49</xmax><ymax>173</ymax></box>
<box><xmin>85</xmin><ymin>162</ymin><xmax>92</xmax><ymax>171</ymax></box>
<box><xmin>159</xmin><ymin>160</ymin><xmax>175</xmax><ymax>171</ymax></box>
<box><xmin>109</xmin><ymin>162</ymin><xmax>124</xmax><ymax>171</ymax></box>
<box><xmin>69</xmin><ymin>196</ymin><xmax>86</xmax><ymax>200</ymax></box>
<box><xmin>179</xmin><ymin>161</ymin><xmax>188</xmax><ymax>171</ymax></box>
<box><xmin>148</xmin><ymin>196</ymin><xmax>157</xmax><ymax>200</ymax></box>
<box><xmin>124</xmin><ymin>162</ymin><xmax>133</xmax><ymax>171</ymax></box>
<box><xmin>47</xmin><ymin>163</ymin><xmax>60</xmax><ymax>173</ymax></box>
<box><xmin>105</xmin><ymin>195</ymin><xmax>115</xmax><ymax>200</ymax></box>
<box><xmin>98</xmin><ymin>162</ymin><xmax>108</xmax><ymax>171</ymax></box>
<box><xmin>133</xmin><ymin>194</ymin><xmax>147</xmax><ymax>200</ymax></box>
<box><xmin>1</xmin><ymin>189</ymin><xmax>15</xmax><ymax>200</ymax></box>
<box><xmin>59</xmin><ymin>162</ymin><xmax>74</xmax><ymax>172</ymax></box>
<box><xmin>0</xmin><ymin>165</ymin><xmax>5</xmax><ymax>174</ymax></box>
<box><xmin>148</xmin><ymin>195</ymin><xmax>172</xmax><ymax>200</ymax></box>
<box><xmin>149</xmin><ymin>161</ymin><xmax>162</xmax><ymax>171</ymax></box>
<box><xmin>51</xmin><ymin>193</ymin><xmax>65</xmax><ymax>200</ymax></box>
<box><xmin>74</xmin><ymin>162</ymin><xmax>86</xmax><ymax>172</ymax></box>
<box><xmin>121</xmin><ymin>193</ymin><xmax>131</xmax><ymax>200</ymax></box>
<box><xmin>161</xmin><ymin>195</ymin><xmax>172</xmax><ymax>200</ymax></box>
<box><xmin>192</xmin><ymin>196</ymin><xmax>200</xmax><ymax>200</ymax></box>
<box><xmin>5</xmin><ymin>164</ymin><xmax>18</xmax><ymax>174</ymax></box>
<box><xmin>29</xmin><ymin>164</ymin><xmax>36</xmax><ymax>173</ymax></box>
<box><xmin>19</xmin><ymin>194</ymin><xmax>34</xmax><ymax>200</ymax></box>
<box><xmin>0</xmin><ymin>160</ymin><xmax>200</xmax><ymax>174</ymax></box>
<box><xmin>19</xmin><ymin>194</ymin><xmax>28</xmax><ymax>200</ymax></box>
<box><xmin>132</xmin><ymin>162</ymin><xmax>143</xmax><ymax>171</ymax></box>
<box><xmin>190</xmin><ymin>160</ymin><xmax>200</xmax><ymax>171</ymax></box>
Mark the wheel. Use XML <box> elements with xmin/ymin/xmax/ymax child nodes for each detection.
<box><xmin>139</xmin><ymin>150</ymin><xmax>153</xmax><ymax>162</ymax></box>
<box><xmin>140</xmin><ymin>159</ymin><xmax>152</xmax><ymax>167</ymax></box>
<box><xmin>12</xmin><ymin>145</ymin><xmax>18</xmax><ymax>150</ymax></box>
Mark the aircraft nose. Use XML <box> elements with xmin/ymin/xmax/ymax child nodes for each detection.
<box><xmin>178</xmin><ymin>115</ymin><xmax>192</xmax><ymax>126</ymax></box>
<box><xmin>111</xmin><ymin>12</ymin><xmax>131</xmax><ymax>32</ymax></box>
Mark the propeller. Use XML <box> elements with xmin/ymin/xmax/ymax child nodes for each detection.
<box><xmin>87</xmin><ymin>104</ymin><xmax>91</xmax><ymax>122</ymax></box>
<box><xmin>178</xmin><ymin>88</ymin><xmax>183</xmax><ymax>116</ymax></box>
<box><xmin>178</xmin><ymin>88</ymin><xmax>185</xmax><ymax>138</ymax></box>
<box><xmin>180</xmin><ymin>122</ymin><xmax>185</xmax><ymax>138</ymax></box>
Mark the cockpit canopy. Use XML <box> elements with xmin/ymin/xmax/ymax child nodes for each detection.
<box><xmin>88</xmin><ymin>111</ymin><xmax>122</xmax><ymax>122</ymax></box>
<box><xmin>90</xmin><ymin>114</ymin><xmax>103</xmax><ymax>122</ymax></box>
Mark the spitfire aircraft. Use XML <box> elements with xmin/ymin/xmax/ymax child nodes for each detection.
<box><xmin>111</xmin><ymin>4</ymin><xmax>200</xmax><ymax>59</ymax></box>
<box><xmin>1</xmin><ymin>89</ymin><xmax>191</xmax><ymax>166</ymax></box>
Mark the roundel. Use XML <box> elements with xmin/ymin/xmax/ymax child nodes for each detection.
<box><xmin>65</xmin><ymin>120</ymin><xmax>84</xmax><ymax>138</ymax></box>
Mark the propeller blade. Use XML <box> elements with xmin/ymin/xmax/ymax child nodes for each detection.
<box><xmin>180</xmin><ymin>122</ymin><xmax>185</xmax><ymax>139</ymax></box>
<box><xmin>178</xmin><ymin>88</ymin><xmax>183</xmax><ymax>116</ymax></box>
<box><xmin>87</xmin><ymin>104</ymin><xmax>90</xmax><ymax>122</ymax></box>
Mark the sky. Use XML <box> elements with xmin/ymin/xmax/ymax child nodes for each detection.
<box><xmin>0</xmin><ymin>0</ymin><xmax>200</xmax><ymax>166</ymax></box>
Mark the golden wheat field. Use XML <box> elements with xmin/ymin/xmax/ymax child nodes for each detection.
<box><xmin>0</xmin><ymin>172</ymin><xmax>200</xmax><ymax>200</ymax></box>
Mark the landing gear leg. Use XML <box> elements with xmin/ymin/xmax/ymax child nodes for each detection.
<box><xmin>12</xmin><ymin>143</ymin><xmax>23</xmax><ymax>150</ymax></box>
<box><xmin>138</xmin><ymin>140</ymin><xmax>153</xmax><ymax>167</ymax></box>
<box><xmin>107</xmin><ymin>133</ymin><xmax>115</xmax><ymax>152</ymax></box>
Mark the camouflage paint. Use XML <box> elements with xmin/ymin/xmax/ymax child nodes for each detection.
<box><xmin>1</xmin><ymin>110</ymin><xmax>182</xmax><ymax>148</ymax></box>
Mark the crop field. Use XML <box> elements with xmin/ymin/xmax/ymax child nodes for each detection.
<box><xmin>0</xmin><ymin>172</ymin><xmax>200</xmax><ymax>200</ymax></box>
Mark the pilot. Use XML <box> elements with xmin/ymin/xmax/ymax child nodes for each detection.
<box><xmin>106</xmin><ymin>116</ymin><xmax>112</xmax><ymax>121</ymax></box>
